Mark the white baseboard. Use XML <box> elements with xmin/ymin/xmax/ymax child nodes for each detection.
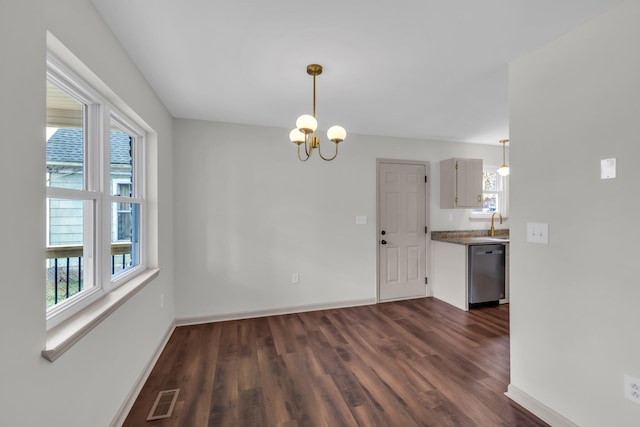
<box><xmin>175</xmin><ymin>298</ymin><xmax>377</xmax><ymax>326</ymax></box>
<box><xmin>506</xmin><ymin>384</ymin><xmax>578</xmax><ymax>427</ymax></box>
<box><xmin>110</xmin><ymin>322</ymin><xmax>176</xmax><ymax>427</ymax></box>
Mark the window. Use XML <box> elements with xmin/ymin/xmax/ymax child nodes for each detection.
<box><xmin>470</xmin><ymin>166</ymin><xmax>508</xmax><ymax>218</ymax></box>
<box><xmin>108</xmin><ymin>120</ymin><xmax>142</xmax><ymax>278</ymax></box>
<box><xmin>46</xmin><ymin>53</ymin><xmax>146</xmax><ymax>329</ymax></box>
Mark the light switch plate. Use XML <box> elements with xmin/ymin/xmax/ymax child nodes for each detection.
<box><xmin>355</xmin><ymin>215</ymin><xmax>368</xmax><ymax>225</ymax></box>
<box><xmin>601</xmin><ymin>158</ymin><xmax>616</xmax><ymax>179</ymax></box>
<box><xmin>527</xmin><ymin>223</ymin><xmax>549</xmax><ymax>244</ymax></box>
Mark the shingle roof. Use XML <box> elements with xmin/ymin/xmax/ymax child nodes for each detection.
<box><xmin>46</xmin><ymin>128</ymin><xmax>132</xmax><ymax>165</ymax></box>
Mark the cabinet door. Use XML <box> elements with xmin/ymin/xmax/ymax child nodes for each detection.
<box><xmin>439</xmin><ymin>158</ymin><xmax>457</xmax><ymax>208</ymax></box>
<box><xmin>456</xmin><ymin>159</ymin><xmax>482</xmax><ymax>207</ymax></box>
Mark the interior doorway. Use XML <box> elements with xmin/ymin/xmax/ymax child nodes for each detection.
<box><xmin>377</xmin><ymin>160</ymin><xmax>430</xmax><ymax>301</ymax></box>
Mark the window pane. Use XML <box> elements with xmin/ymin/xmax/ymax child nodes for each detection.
<box><xmin>482</xmin><ymin>170</ymin><xmax>497</xmax><ymax>192</ymax></box>
<box><xmin>481</xmin><ymin>194</ymin><xmax>498</xmax><ymax>212</ymax></box>
<box><xmin>112</xmin><ymin>202</ymin><xmax>140</xmax><ymax>277</ymax></box>
<box><xmin>110</xmin><ymin>121</ymin><xmax>133</xmax><ymax>196</ymax></box>
<box><xmin>47</xmin><ymin>198</ymin><xmax>86</xmax><ymax>308</ymax></box>
<box><xmin>46</xmin><ymin>81</ymin><xmax>85</xmax><ymax>190</ymax></box>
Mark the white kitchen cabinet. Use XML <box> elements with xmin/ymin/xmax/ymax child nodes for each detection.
<box><xmin>439</xmin><ymin>158</ymin><xmax>483</xmax><ymax>208</ymax></box>
<box><xmin>432</xmin><ymin>240</ymin><xmax>468</xmax><ymax>311</ymax></box>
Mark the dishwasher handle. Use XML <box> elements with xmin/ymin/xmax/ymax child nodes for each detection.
<box><xmin>474</xmin><ymin>249</ymin><xmax>504</xmax><ymax>255</ymax></box>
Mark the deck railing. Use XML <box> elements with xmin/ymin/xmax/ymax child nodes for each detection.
<box><xmin>46</xmin><ymin>242</ymin><xmax>132</xmax><ymax>307</ymax></box>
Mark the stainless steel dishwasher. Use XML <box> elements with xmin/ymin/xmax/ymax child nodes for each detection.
<box><xmin>468</xmin><ymin>244</ymin><xmax>506</xmax><ymax>306</ymax></box>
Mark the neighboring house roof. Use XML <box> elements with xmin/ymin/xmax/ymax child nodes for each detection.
<box><xmin>46</xmin><ymin>128</ymin><xmax>132</xmax><ymax>165</ymax></box>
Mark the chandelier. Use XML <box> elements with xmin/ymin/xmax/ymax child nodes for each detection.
<box><xmin>289</xmin><ymin>64</ymin><xmax>346</xmax><ymax>161</ymax></box>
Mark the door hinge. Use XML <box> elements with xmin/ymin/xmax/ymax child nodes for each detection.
<box><xmin>425</xmin><ymin>226</ymin><xmax>428</xmax><ymax>234</ymax></box>
<box><xmin>425</xmin><ymin>277</ymin><xmax>428</xmax><ymax>285</ymax></box>
<box><xmin>424</xmin><ymin>175</ymin><xmax>428</xmax><ymax>183</ymax></box>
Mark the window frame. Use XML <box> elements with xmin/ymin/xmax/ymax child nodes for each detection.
<box><xmin>103</xmin><ymin>113</ymin><xmax>146</xmax><ymax>289</ymax></box>
<box><xmin>111</xmin><ymin>179</ymin><xmax>133</xmax><ymax>241</ymax></box>
<box><xmin>46</xmin><ymin>52</ymin><xmax>147</xmax><ymax>330</ymax></box>
<box><xmin>469</xmin><ymin>164</ymin><xmax>509</xmax><ymax>219</ymax></box>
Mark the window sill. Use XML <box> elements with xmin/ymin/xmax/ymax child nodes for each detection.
<box><xmin>42</xmin><ymin>268</ymin><xmax>160</xmax><ymax>362</ymax></box>
<box><xmin>469</xmin><ymin>214</ymin><xmax>509</xmax><ymax>220</ymax></box>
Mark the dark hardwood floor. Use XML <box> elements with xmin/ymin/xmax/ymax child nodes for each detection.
<box><xmin>123</xmin><ymin>298</ymin><xmax>548</xmax><ymax>427</ymax></box>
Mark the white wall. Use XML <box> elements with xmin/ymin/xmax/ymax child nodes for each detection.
<box><xmin>173</xmin><ymin>119</ymin><xmax>506</xmax><ymax>318</ymax></box>
<box><xmin>509</xmin><ymin>1</ymin><xmax>640</xmax><ymax>425</ymax></box>
<box><xmin>0</xmin><ymin>1</ymin><xmax>174</xmax><ymax>426</ymax></box>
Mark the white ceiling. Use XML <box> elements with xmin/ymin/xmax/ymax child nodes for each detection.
<box><xmin>90</xmin><ymin>0</ymin><xmax>623</xmax><ymax>145</ymax></box>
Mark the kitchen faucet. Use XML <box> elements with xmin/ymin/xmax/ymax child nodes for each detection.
<box><xmin>490</xmin><ymin>212</ymin><xmax>503</xmax><ymax>236</ymax></box>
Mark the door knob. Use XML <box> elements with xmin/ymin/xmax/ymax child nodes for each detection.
<box><xmin>381</xmin><ymin>230</ymin><xmax>386</xmax><ymax>235</ymax></box>
<box><xmin>381</xmin><ymin>240</ymin><xmax>387</xmax><ymax>245</ymax></box>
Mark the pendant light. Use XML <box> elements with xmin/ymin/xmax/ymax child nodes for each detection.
<box><xmin>497</xmin><ymin>139</ymin><xmax>510</xmax><ymax>176</ymax></box>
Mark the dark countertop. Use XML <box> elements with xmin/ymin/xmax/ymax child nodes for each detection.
<box><xmin>431</xmin><ymin>230</ymin><xmax>509</xmax><ymax>245</ymax></box>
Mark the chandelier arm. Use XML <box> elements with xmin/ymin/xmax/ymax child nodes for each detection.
<box><xmin>297</xmin><ymin>144</ymin><xmax>310</xmax><ymax>161</ymax></box>
<box><xmin>304</xmin><ymin>134</ymin><xmax>313</xmax><ymax>157</ymax></box>
<box><xmin>318</xmin><ymin>141</ymin><xmax>339</xmax><ymax>161</ymax></box>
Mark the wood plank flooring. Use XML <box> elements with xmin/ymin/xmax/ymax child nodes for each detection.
<box><xmin>123</xmin><ymin>298</ymin><xmax>548</xmax><ymax>427</ymax></box>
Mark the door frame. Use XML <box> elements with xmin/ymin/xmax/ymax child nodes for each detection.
<box><xmin>376</xmin><ymin>159</ymin><xmax>431</xmax><ymax>302</ymax></box>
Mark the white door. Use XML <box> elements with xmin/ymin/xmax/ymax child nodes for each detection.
<box><xmin>378</xmin><ymin>161</ymin><xmax>428</xmax><ymax>301</ymax></box>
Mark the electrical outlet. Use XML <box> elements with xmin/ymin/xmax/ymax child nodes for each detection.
<box><xmin>624</xmin><ymin>375</ymin><xmax>640</xmax><ymax>404</ymax></box>
<box><xmin>292</xmin><ymin>273</ymin><xmax>299</xmax><ymax>284</ymax></box>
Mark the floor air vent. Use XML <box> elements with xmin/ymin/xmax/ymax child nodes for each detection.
<box><xmin>147</xmin><ymin>389</ymin><xmax>180</xmax><ymax>421</ymax></box>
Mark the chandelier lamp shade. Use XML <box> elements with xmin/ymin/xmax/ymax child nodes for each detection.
<box><xmin>497</xmin><ymin>139</ymin><xmax>510</xmax><ymax>176</ymax></box>
<box><xmin>289</xmin><ymin>64</ymin><xmax>346</xmax><ymax>161</ymax></box>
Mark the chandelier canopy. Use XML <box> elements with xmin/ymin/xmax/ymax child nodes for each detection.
<box><xmin>289</xmin><ymin>64</ymin><xmax>346</xmax><ymax>161</ymax></box>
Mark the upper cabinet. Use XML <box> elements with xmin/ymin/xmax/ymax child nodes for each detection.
<box><xmin>440</xmin><ymin>158</ymin><xmax>483</xmax><ymax>208</ymax></box>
